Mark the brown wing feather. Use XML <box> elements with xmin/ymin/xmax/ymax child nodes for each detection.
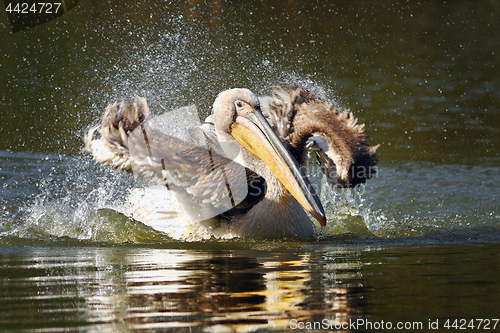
<box><xmin>261</xmin><ymin>86</ymin><xmax>379</xmax><ymax>187</ymax></box>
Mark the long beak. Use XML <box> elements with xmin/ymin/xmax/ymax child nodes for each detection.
<box><xmin>230</xmin><ymin>106</ymin><xmax>327</xmax><ymax>227</ymax></box>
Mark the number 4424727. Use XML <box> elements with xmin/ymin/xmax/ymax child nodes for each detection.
<box><xmin>443</xmin><ymin>319</ymin><xmax>498</xmax><ymax>330</ymax></box>
<box><xmin>5</xmin><ymin>3</ymin><xmax>62</xmax><ymax>14</ymax></box>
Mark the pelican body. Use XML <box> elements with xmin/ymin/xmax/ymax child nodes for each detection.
<box><xmin>85</xmin><ymin>87</ymin><xmax>378</xmax><ymax>240</ymax></box>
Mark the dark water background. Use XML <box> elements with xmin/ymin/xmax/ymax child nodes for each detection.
<box><xmin>1</xmin><ymin>1</ymin><xmax>499</xmax><ymax>331</ymax></box>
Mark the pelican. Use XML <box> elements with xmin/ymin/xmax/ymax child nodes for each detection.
<box><xmin>84</xmin><ymin>86</ymin><xmax>378</xmax><ymax>240</ymax></box>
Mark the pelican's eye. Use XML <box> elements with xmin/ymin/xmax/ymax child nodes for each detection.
<box><xmin>235</xmin><ymin>101</ymin><xmax>243</xmax><ymax>108</ymax></box>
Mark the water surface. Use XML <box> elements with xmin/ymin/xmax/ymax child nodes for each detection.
<box><xmin>1</xmin><ymin>0</ymin><xmax>499</xmax><ymax>331</ymax></box>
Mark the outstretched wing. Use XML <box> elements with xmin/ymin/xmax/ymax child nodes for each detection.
<box><xmin>261</xmin><ymin>86</ymin><xmax>379</xmax><ymax>187</ymax></box>
<box><xmin>85</xmin><ymin>97</ymin><xmax>266</xmax><ymax>222</ymax></box>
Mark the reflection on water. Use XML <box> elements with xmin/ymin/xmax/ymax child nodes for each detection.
<box><xmin>2</xmin><ymin>244</ymin><xmax>499</xmax><ymax>332</ymax></box>
<box><xmin>0</xmin><ymin>246</ymin><xmax>367</xmax><ymax>332</ymax></box>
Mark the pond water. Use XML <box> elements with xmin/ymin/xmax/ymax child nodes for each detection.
<box><xmin>1</xmin><ymin>0</ymin><xmax>499</xmax><ymax>331</ymax></box>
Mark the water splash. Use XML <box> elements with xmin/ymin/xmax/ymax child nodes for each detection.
<box><xmin>1</xmin><ymin>152</ymin><xmax>168</xmax><ymax>244</ymax></box>
<box><xmin>310</xmin><ymin>161</ymin><xmax>500</xmax><ymax>240</ymax></box>
<box><xmin>2</xmin><ymin>149</ymin><xmax>499</xmax><ymax>245</ymax></box>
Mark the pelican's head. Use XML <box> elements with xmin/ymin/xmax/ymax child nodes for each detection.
<box><xmin>213</xmin><ymin>88</ymin><xmax>326</xmax><ymax>227</ymax></box>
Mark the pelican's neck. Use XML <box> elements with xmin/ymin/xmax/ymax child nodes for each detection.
<box><xmin>231</xmin><ymin>182</ymin><xmax>317</xmax><ymax>239</ymax></box>
<box><xmin>230</xmin><ymin>151</ymin><xmax>317</xmax><ymax>239</ymax></box>
<box><xmin>215</xmin><ymin>129</ymin><xmax>317</xmax><ymax>239</ymax></box>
